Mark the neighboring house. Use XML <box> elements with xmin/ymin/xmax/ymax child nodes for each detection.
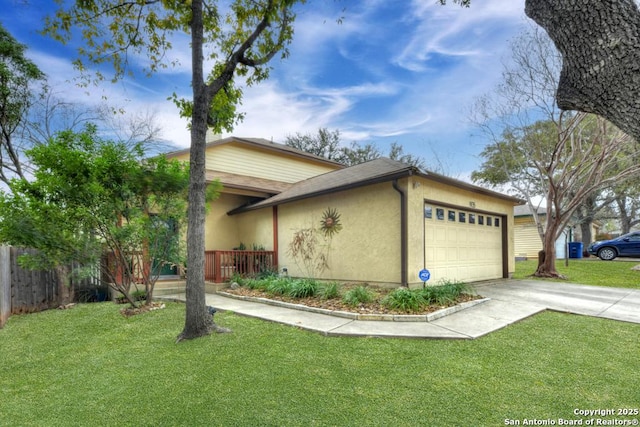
<box><xmin>167</xmin><ymin>135</ymin><xmax>522</xmax><ymax>287</ymax></box>
<box><xmin>513</xmin><ymin>205</ymin><xmax>600</xmax><ymax>260</ymax></box>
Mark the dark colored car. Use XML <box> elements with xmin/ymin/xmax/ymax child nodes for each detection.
<box><xmin>587</xmin><ymin>232</ymin><xmax>640</xmax><ymax>260</ymax></box>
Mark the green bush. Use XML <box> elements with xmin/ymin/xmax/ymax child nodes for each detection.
<box><xmin>318</xmin><ymin>282</ymin><xmax>340</xmax><ymax>300</ymax></box>
<box><xmin>421</xmin><ymin>280</ymin><xmax>471</xmax><ymax>306</ymax></box>
<box><xmin>342</xmin><ymin>285</ymin><xmax>374</xmax><ymax>307</ymax></box>
<box><xmin>288</xmin><ymin>279</ymin><xmax>319</xmax><ymax>298</ymax></box>
<box><xmin>382</xmin><ymin>287</ymin><xmax>426</xmax><ymax>312</ymax></box>
<box><xmin>266</xmin><ymin>278</ymin><xmax>293</xmax><ymax>296</ymax></box>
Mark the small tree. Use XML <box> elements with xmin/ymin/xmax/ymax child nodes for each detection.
<box><xmin>0</xmin><ymin>126</ymin><xmax>192</xmax><ymax>307</ymax></box>
<box><xmin>44</xmin><ymin>0</ymin><xmax>303</xmax><ymax>340</ymax></box>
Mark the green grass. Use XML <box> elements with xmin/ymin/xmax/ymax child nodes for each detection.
<box><xmin>514</xmin><ymin>259</ymin><xmax>640</xmax><ymax>288</ymax></box>
<box><xmin>1</xmin><ymin>302</ymin><xmax>638</xmax><ymax>426</ymax></box>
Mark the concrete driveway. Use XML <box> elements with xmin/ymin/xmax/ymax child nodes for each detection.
<box><xmin>474</xmin><ymin>279</ymin><xmax>640</xmax><ymax>324</ymax></box>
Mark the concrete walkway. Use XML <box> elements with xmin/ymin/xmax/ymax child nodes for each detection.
<box><xmin>159</xmin><ymin>280</ymin><xmax>640</xmax><ymax>339</ymax></box>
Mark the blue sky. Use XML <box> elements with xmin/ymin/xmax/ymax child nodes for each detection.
<box><xmin>3</xmin><ymin>0</ymin><xmax>531</xmax><ymax>179</ymax></box>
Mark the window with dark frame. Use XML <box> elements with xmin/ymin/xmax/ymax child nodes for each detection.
<box><xmin>448</xmin><ymin>210</ymin><xmax>456</xmax><ymax>221</ymax></box>
<box><xmin>436</xmin><ymin>208</ymin><xmax>444</xmax><ymax>220</ymax></box>
<box><xmin>459</xmin><ymin>212</ymin><xmax>466</xmax><ymax>223</ymax></box>
<box><xmin>487</xmin><ymin>217</ymin><xmax>492</xmax><ymax>226</ymax></box>
<box><xmin>478</xmin><ymin>215</ymin><xmax>484</xmax><ymax>225</ymax></box>
<box><xmin>469</xmin><ymin>213</ymin><xmax>475</xmax><ymax>224</ymax></box>
<box><xmin>424</xmin><ymin>205</ymin><xmax>432</xmax><ymax>219</ymax></box>
<box><xmin>495</xmin><ymin>218</ymin><xmax>500</xmax><ymax>227</ymax></box>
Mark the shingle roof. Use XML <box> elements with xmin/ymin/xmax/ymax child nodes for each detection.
<box><xmin>228</xmin><ymin>157</ymin><xmax>523</xmax><ymax>215</ymax></box>
<box><xmin>205</xmin><ymin>170</ymin><xmax>293</xmax><ymax>195</ymax></box>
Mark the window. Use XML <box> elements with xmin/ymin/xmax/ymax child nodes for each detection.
<box><xmin>448</xmin><ymin>210</ymin><xmax>456</xmax><ymax>221</ymax></box>
<box><xmin>487</xmin><ymin>217</ymin><xmax>492</xmax><ymax>226</ymax></box>
<box><xmin>478</xmin><ymin>215</ymin><xmax>484</xmax><ymax>225</ymax></box>
<box><xmin>495</xmin><ymin>217</ymin><xmax>500</xmax><ymax>227</ymax></box>
<box><xmin>424</xmin><ymin>205</ymin><xmax>432</xmax><ymax>219</ymax></box>
<box><xmin>459</xmin><ymin>212</ymin><xmax>466</xmax><ymax>223</ymax></box>
<box><xmin>436</xmin><ymin>208</ymin><xmax>444</xmax><ymax>220</ymax></box>
<box><xmin>469</xmin><ymin>213</ymin><xmax>475</xmax><ymax>224</ymax></box>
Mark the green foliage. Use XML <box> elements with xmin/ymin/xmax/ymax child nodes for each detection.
<box><xmin>382</xmin><ymin>288</ymin><xmax>427</xmax><ymax>313</ymax></box>
<box><xmin>0</xmin><ymin>23</ymin><xmax>46</xmax><ymax>184</ymax></box>
<box><xmin>287</xmin><ymin>279</ymin><xmax>318</xmax><ymax>298</ymax></box>
<box><xmin>0</xmin><ymin>126</ymin><xmax>190</xmax><ymax>306</ymax></box>
<box><xmin>342</xmin><ymin>285</ymin><xmax>374</xmax><ymax>307</ymax></box>
<box><xmin>421</xmin><ymin>281</ymin><xmax>471</xmax><ymax>306</ymax></box>
<box><xmin>266</xmin><ymin>278</ymin><xmax>293</xmax><ymax>296</ymax></box>
<box><xmin>318</xmin><ymin>281</ymin><xmax>340</xmax><ymax>300</ymax></box>
<box><xmin>284</xmin><ymin>128</ymin><xmax>426</xmax><ymax>168</ymax></box>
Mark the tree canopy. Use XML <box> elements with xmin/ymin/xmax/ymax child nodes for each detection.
<box><xmin>0</xmin><ymin>125</ymin><xmax>193</xmax><ymax>307</ymax></box>
<box><xmin>0</xmin><ymin>23</ymin><xmax>45</xmax><ymax>184</ymax></box>
<box><xmin>44</xmin><ymin>0</ymin><xmax>303</xmax><ymax>339</ymax></box>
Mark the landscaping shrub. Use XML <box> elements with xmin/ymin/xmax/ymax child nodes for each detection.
<box><xmin>382</xmin><ymin>287</ymin><xmax>426</xmax><ymax>312</ymax></box>
<box><xmin>318</xmin><ymin>282</ymin><xmax>340</xmax><ymax>300</ymax></box>
<box><xmin>288</xmin><ymin>279</ymin><xmax>318</xmax><ymax>298</ymax></box>
<box><xmin>421</xmin><ymin>280</ymin><xmax>471</xmax><ymax>306</ymax></box>
<box><xmin>342</xmin><ymin>285</ymin><xmax>374</xmax><ymax>306</ymax></box>
<box><xmin>266</xmin><ymin>278</ymin><xmax>293</xmax><ymax>296</ymax></box>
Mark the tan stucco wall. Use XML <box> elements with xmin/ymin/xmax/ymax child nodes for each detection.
<box><xmin>273</xmin><ymin>182</ymin><xmax>402</xmax><ymax>285</ymax></box>
<box><xmin>205</xmin><ymin>193</ymin><xmax>246</xmax><ymax>250</ymax></box>
<box><xmin>406</xmin><ymin>176</ymin><xmax>516</xmax><ymax>285</ymax></box>
<box><xmin>236</xmin><ymin>208</ymin><xmax>274</xmax><ymax>250</ymax></box>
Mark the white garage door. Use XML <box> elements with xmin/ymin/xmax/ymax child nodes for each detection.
<box><xmin>424</xmin><ymin>204</ymin><xmax>504</xmax><ymax>283</ymax></box>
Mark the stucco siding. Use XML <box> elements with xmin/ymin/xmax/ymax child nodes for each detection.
<box><xmin>206</xmin><ymin>143</ymin><xmax>337</xmax><ymax>183</ymax></box>
<box><xmin>275</xmin><ymin>182</ymin><xmax>401</xmax><ymax>284</ymax></box>
<box><xmin>407</xmin><ymin>176</ymin><xmax>516</xmax><ymax>285</ymax></box>
<box><xmin>236</xmin><ymin>208</ymin><xmax>274</xmax><ymax>250</ymax></box>
<box><xmin>204</xmin><ymin>193</ymin><xmax>248</xmax><ymax>251</ymax></box>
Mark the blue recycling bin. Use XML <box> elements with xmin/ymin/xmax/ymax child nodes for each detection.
<box><xmin>568</xmin><ymin>242</ymin><xmax>583</xmax><ymax>259</ymax></box>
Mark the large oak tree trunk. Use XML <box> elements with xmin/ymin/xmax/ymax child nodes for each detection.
<box><xmin>525</xmin><ymin>0</ymin><xmax>640</xmax><ymax>141</ymax></box>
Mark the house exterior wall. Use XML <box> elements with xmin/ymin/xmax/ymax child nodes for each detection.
<box><xmin>206</xmin><ymin>143</ymin><xmax>337</xmax><ymax>182</ymax></box>
<box><xmin>406</xmin><ymin>176</ymin><xmax>516</xmax><ymax>286</ymax></box>
<box><xmin>274</xmin><ymin>182</ymin><xmax>402</xmax><ymax>285</ymax></box>
<box><xmin>205</xmin><ymin>193</ymin><xmax>247</xmax><ymax>251</ymax></box>
<box><xmin>236</xmin><ymin>208</ymin><xmax>274</xmax><ymax>250</ymax></box>
<box><xmin>514</xmin><ymin>217</ymin><xmax>542</xmax><ymax>260</ymax></box>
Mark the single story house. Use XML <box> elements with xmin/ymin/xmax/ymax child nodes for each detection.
<box><xmin>167</xmin><ymin>135</ymin><xmax>522</xmax><ymax>287</ymax></box>
<box><xmin>514</xmin><ymin>205</ymin><xmax>600</xmax><ymax>260</ymax></box>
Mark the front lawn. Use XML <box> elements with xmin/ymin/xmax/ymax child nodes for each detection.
<box><xmin>514</xmin><ymin>259</ymin><xmax>640</xmax><ymax>288</ymax></box>
<box><xmin>1</xmin><ymin>302</ymin><xmax>638</xmax><ymax>426</ymax></box>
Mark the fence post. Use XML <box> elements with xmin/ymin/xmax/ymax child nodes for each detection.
<box><xmin>0</xmin><ymin>246</ymin><xmax>11</xmax><ymax>328</ymax></box>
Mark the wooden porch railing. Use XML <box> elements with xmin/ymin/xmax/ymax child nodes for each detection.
<box><xmin>205</xmin><ymin>250</ymin><xmax>276</xmax><ymax>283</ymax></box>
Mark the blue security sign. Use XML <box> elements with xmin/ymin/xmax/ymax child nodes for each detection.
<box><xmin>418</xmin><ymin>269</ymin><xmax>431</xmax><ymax>282</ymax></box>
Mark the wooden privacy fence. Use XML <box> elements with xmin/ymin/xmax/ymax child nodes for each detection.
<box><xmin>0</xmin><ymin>246</ymin><xmax>101</xmax><ymax>328</ymax></box>
<box><xmin>205</xmin><ymin>250</ymin><xmax>276</xmax><ymax>283</ymax></box>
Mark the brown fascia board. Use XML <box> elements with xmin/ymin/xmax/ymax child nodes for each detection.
<box><xmin>227</xmin><ymin>168</ymin><xmax>415</xmax><ymax>215</ymax></box>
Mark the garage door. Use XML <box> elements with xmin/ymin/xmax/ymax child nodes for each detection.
<box><xmin>424</xmin><ymin>204</ymin><xmax>504</xmax><ymax>283</ymax></box>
